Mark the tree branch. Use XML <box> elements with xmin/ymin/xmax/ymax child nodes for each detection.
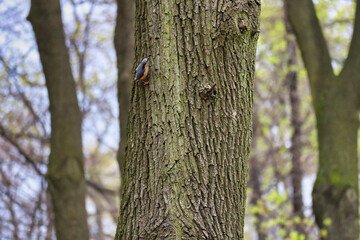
<box><xmin>0</xmin><ymin>123</ymin><xmax>45</xmax><ymax>176</ymax></box>
<box><xmin>86</xmin><ymin>179</ymin><xmax>117</xmax><ymax>195</ymax></box>
<box><xmin>341</xmin><ymin>0</ymin><xmax>360</xmax><ymax>107</ymax></box>
<box><xmin>284</xmin><ymin>0</ymin><xmax>334</xmax><ymax>102</ymax></box>
<box><xmin>0</xmin><ymin>54</ymin><xmax>48</xmax><ymax>135</ymax></box>
<box><xmin>342</xmin><ymin>0</ymin><xmax>360</xmax><ymax>73</ymax></box>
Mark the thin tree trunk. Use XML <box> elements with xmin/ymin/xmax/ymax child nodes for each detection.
<box><xmin>27</xmin><ymin>1</ymin><xmax>89</xmax><ymax>239</ymax></box>
<box><xmin>249</xmin><ymin>103</ymin><xmax>266</xmax><ymax>240</ymax></box>
<box><xmin>283</xmin><ymin>13</ymin><xmax>305</xmax><ymax>235</ymax></box>
<box><xmin>114</xmin><ymin>0</ymin><xmax>135</xmax><ymax>183</ymax></box>
<box><xmin>115</xmin><ymin>0</ymin><xmax>261</xmax><ymax>239</ymax></box>
<box><xmin>45</xmin><ymin>190</ymin><xmax>54</xmax><ymax>240</ymax></box>
<box><xmin>284</xmin><ymin>1</ymin><xmax>360</xmax><ymax>239</ymax></box>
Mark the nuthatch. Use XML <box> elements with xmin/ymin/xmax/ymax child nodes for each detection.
<box><xmin>135</xmin><ymin>58</ymin><xmax>149</xmax><ymax>85</ymax></box>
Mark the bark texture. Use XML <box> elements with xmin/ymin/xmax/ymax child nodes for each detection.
<box><xmin>284</xmin><ymin>1</ymin><xmax>360</xmax><ymax>239</ymax></box>
<box><xmin>115</xmin><ymin>0</ymin><xmax>261</xmax><ymax>239</ymax></box>
<box><xmin>28</xmin><ymin>1</ymin><xmax>89</xmax><ymax>239</ymax></box>
<box><xmin>114</xmin><ymin>0</ymin><xmax>135</xmax><ymax>180</ymax></box>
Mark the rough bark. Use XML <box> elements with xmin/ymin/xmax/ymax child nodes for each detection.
<box><xmin>114</xmin><ymin>0</ymin><xmax>135</xmax><ymax>181</ymax></box>
<box><xmin>284</xmin><ymin>1</ymin><xmax>360</xmax><ymax>239</ymax></box>
<box><xmin>27</xmin><ymin>1</ymin><xmax>89</xmax><ymax>239</ymax></box>
<box><xmin>115</xmin><ymin>0</ymin><xmax>261</xmax><ymax>239</ymax></box>
<box><xmin>283</xmin><ymin>13</ymin><xmax>305</xmax><ymax>235</ymax></box>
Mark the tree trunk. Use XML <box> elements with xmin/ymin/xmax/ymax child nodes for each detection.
<box><xmin>114</xmin><ymin>0</ymin><xmax>135</xmax><ymax>181</ymax></box>
<box><xmin>248</xmin><ymin>103</ymin><xmax>266</xmax><ymax>240</ymax></box>
<box><xmin>312</xmin><ymin>85</ymin><xmax>358</xmax><ymax>240</ymax></box>
<box><xmin>115</xmin><ymin>0</ymin><xmax>261</xmax><ymax>239</ymax></box>
<box><xmin>284</xmin><ymin>1</ymin><xmax>360</xmax><ymax>239</ymax></box>
<box><xmin>283</xmin><ymin>13</ymin><xmax>305</xmax><ymax>235</ymax></box>
<box><xmin>27</xmin><ymin>1</ymin><xmax>89</xmax><ymax>239</ymax></box>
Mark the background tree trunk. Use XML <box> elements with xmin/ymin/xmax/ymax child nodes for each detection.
<box><xmin>248</xmin><ymin>103</ymin><xmax>266</xmax><ymax>240</ymax></box>
<box><xmin>115</xmin><ymin>0</ymin><xmax>261</xmax><ymax>239</ymax></box>
<box><xmin>283</xmin><ymin>13</ymin><xmax>305</xmax><ymax>235</ymax></box>
<box><xmin>114</xmin><ymin>0</ymin><xmax>135</xmax><ymax>181</ymax></box>
<box><xmin>28</xmin><ymin>0</ymin><xmax>89</xmax><ymax>239</ymax></box>
<box><xmin>284</xmin><ymin>1</ymin><xmax>360</xmax><ymax>239</ymax></box>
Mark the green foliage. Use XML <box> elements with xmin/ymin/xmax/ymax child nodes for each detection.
<box><xmin>245</xmin><ymin>0</ymin><xmax>357</xmax><ymax>238</ymax></box>
<box><xmin>314</xmin><ymin>0</ymin><xmax>356</xmax><ymax>73</ymax></box>
<box><xmin>248</xmin><ymin>188</ymin><xmax>316</xmax><ymax>239</ymax></box>
<box><xmin>323</xmin><ymin>218</ymin><xmax>332</xmax><ymax>227</ymax></box>
<box><xmin>288</xmin><ymin>231</ymin><xmax>305</xmax><ymax>240</ymax></box>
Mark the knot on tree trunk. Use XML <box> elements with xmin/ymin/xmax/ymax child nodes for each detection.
<box><xmin>312</xmin><ymin>182</ymin><xmax>358</xmax><ymax>240</ymax></box>
<box><xmin>199</xmin><ymin>83</ymin><xmax>217</xmax><ymax>100</ymax></box>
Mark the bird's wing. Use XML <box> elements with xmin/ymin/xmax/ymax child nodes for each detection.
<box><xmin>135</xmin><ymin>63</ymin><xmax>143</xmax><ymax>72</ymax></box>
<box><xmin>135</xmin><ymin>67</ymin><xmax>145</xmax><ymax>80</ymax></box>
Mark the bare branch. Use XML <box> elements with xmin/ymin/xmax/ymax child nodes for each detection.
<box><xmin>86</xmin><ymin>179</ymin><xmax>117</xmax><ymax>196</ymax></box>
<box><xmin>0</xmin><ymin>54</ymin><xmax>48</xmax><ymax>135</ymax></box>
<box><xmin>0</xmin><ymin>123</ymin><xmax>44</xmax><ymax>176</ymax></box>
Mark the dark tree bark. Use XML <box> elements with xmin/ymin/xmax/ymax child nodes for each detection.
<box><xmin>283</xmin><ymin>13</ymin><xmax>305</xmax><ymax>235</ymax></box>
<box><xmin>114</xmin><ymin>0</ymin><xmax>261</xmax><ymax>239</ymax></box>
<box><xmin>284</xmin><ymin>1</ymin><xmax>360</xmax><ymax>239</ymax></box>
<box><xmin>27</xmin><ymin>1</ymin><xmax>89</xmax><ymax>239</ymax></box>
<box><xmin>114</xmin><ymin>0</ymin><xmax>135</xmax><ymax>182</ymax></box>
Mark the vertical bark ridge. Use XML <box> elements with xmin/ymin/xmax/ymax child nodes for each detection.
<box><xmin>116</xmin><ymin>0</ymin><xmax>260</xmax><ymax>239</ymax></box>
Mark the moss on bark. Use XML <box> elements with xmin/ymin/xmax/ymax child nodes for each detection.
<box><xmin>115</xmin><ymin>0</ymin><xmax>261</xmax><ymax>239</ymax></box>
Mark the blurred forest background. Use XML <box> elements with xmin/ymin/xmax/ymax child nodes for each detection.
<box><xmin>0</xmin><ymin>0</ymin><xmax>357</xmax><ymax>239</ymax></box>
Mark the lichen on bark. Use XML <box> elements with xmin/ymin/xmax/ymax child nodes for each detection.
<box><xmin>115</xmin><ymin>0</ymin><xmax>261</xmax><ymax>239</ymax></box>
